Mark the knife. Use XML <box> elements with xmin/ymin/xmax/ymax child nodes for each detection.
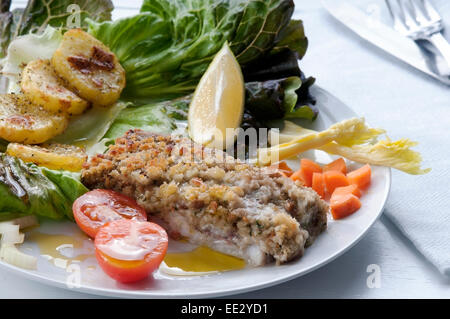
<box><xmin>321</xmin><ymin>0</ymin><xmax>450</xmax><ymax>85</ymax></box>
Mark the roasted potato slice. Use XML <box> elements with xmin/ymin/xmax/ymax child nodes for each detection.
<box><xmin>0</xmin><ymin>94</ymin><xmax>69</xmax><ymax>144</ymax></box>
<box><xmin>21</xmin><ymin>59</ymin><xmax>89</xmax><ymax>116</ymax></box>
<box><xmin>6</xmin><ymin>143</ymin><xmax>87</xmax><ymax>172</ymax></box>
<box><xmin>51</xmin><ymin>29</ymin><xmax>126</xmax><ymax>107</ymax></box>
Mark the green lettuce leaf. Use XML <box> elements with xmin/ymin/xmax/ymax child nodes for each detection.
<box><xmin>104</xmin><ymin>102</ymin><xmax>176</xmax><ymax>140</ymax></box>
<box><xmin>0</xmin><ymin>0</ymin><xmax>113</xmax><ymax>58</ymax></box>
<box><xmin>103</xmin><ymin>95</ymin><xmax>195</xmax><ymax>141</ymax></box>
<box><xmin>50</xmin><ymin>102</ymin><xmax>128</xmax><ymax>151</ymax></box>
<box><xmin>0</xmin><ymin>154</ymin><xmax>88</xmax><ymax>220</ymax></box>
<box><xmin>87</xmin><ymin>0</ymin><xmax>301</xmax><ymax>102</ymax></box>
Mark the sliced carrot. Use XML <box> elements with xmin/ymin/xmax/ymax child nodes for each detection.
<box><xmin>290</xmin><ymin>169</ymin><xmax>305</xmax><ymax>185</ymax></box>
<box><xmin>270</xmin><ymin>161</ymin><xmax>293</xmax><ymax>177</ymax></box>
<box><xmin>333</xmin><ymin>184</ymin><xmax>361</xmax><ymax>198</ymax></box>
<box><xmin>276</xmin><ymin>161</ymin><xmax>293</xmax><ymax>173</ymax></box>
<box><xmin>330</xmin><ymin>192</ymin><xmax>362</xmax><ymax>219</ymax></box>
<box><xmin>311</xmin><ymin>173</ymin><xmax>325</xmax><ymax>198</ymax></box>
<box><xmin>347</xmin><ymin>164</ymin><xmax>371</xmax><ymax>190</ymax></box>
<box><xmin>323</xmin><ymin>170</ymin><xmax>349</xmax><ymax>195</ymax></box>
<box><xmin>323</xmin><ymin>158</ymin><xmax>347</xmax><ymax>175</ymax></box>
<box><xmin>299</xmin><ymin>158</ymin><xmax>322</xmax><ymax>187</ymax></box>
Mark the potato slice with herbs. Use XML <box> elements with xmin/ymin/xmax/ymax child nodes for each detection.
<box><xmin>0</xmin><ymin>94</ymin><xmax>69</xmax><ymax>144</ymax></box>
<box><xmin>6</xmin><ymin>143</ymin><xmax>87</xmax><ymax>172</ymax></box>
<box><xmin>21</xmin><ymin>59</ymin><xmax>89</xmax><ymax>116</ymax></box>
<box><xmin>51</xmin><ymin>29</ymin><xmax>126</xmax><ymax>107</ymax></box>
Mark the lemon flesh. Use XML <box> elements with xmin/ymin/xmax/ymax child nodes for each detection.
<box><xmin>188</xmin><ymin>42</ymin><xmax>244</xmax><ymax>150</ymax></box>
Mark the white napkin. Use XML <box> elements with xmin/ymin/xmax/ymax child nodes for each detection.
<box><xmin>293</xmin><ymin>0</ymin><xmax>450</xmax><ymax>276</ymax></box>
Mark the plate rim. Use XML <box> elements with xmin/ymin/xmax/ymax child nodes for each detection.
<box><xmin>0</xmin><ymin>85</ymin><xmax>392</xmax><ymax>298</ymax></box>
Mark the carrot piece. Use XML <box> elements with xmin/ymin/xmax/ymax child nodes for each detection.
<box><xmin>270</xmin><ymin>161</ymin><xmax>293</xmax><ymax>177</ymax></box>
<box><xmin>330</xmin><ymin>192</ymin><xmax>362</xmax><ymax>219</ymax></box>
<box><xmin>311</xmin><ymin>173</ymin><xmax>325</xmax><ymax>198</ymax></box>
<box><xmin>299</xmin><ymin>158</ymin><xmax>322</xmax><ymax>187</ymax></box>
<box><xmin>347</xmin><ymin>164</ymin><xmax>371</xmax><ymax>190</ymax></box>
<box><xmin>290</xmin><ymin>169</ymin><xmax>305</xmax><ymax>185</ymax></box>
<box><xmin>323</xmin><ymin>170</ymin><xmax>349</xmax><ymax>194</ymax></box>
<box><xmin>333</xmin><ymin>184</ymin><xmax>361</xmax><ymax>198</ymax></box>
<box><xmin>323</xmin><ymin>158</ymin><xmax>347</xmax><ymax>175</ymax></box>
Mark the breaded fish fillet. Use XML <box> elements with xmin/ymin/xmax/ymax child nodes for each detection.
<box><xmin>81</xmin><ymin>130</ymin><xmax>328</xmax><ymax>266</ymax></box>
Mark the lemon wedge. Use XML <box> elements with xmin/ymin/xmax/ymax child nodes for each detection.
<box><xmin>188</xmin><ymin>42</ymin><xmax>244</xmax><ymax>149</ymax></box>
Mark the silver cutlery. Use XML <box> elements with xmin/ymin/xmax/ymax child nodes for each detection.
<box><xmin>385</xmin><ymin>0</ymin><xmax>450</xmax><ymax>68</ymax></box>
<box><xmin>322</xmin><ymin>0</ymin><xmax>450</xmax><ymax>85</ymax></box>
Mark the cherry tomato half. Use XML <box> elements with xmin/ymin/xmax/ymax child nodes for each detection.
<box><xmin>95</xmin><ymin>219</ymin><xmax>168</xmax><ymax>283</ymax></box>
<box><xmin>72</xmin><ymin>189</ymin><xmax>147</xmax><ymax>238</ymax></box>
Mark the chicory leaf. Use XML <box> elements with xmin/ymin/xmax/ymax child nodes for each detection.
<box><xmin>269</xmin><ymin>120</ymin><xmax>431</xmax><ymax>175</ymax></box>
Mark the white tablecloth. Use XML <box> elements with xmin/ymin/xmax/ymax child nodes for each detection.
<box><xmin>296</xmin><ymin>0</ymin><xmax>450</xmax><ymax>277</ymax></box>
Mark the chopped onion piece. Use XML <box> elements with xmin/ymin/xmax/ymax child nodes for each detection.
<box><xmin>10</xmin><ymin>216</ymin><xmax>39</xmax><ymax>229</ymax></box>
<box><xmin>0</xmin><ymin>217</ymin><xmax>38</xmax><ymax>269</ymax></box>
<box><xmin>0</xmin><ymin>224</ymin><xmax>24</xmax><ymax>244</ymax></box>
<box><xmin>0</xmin><ymin>243</ymin><xmax>37</xmax><ymax>270</ymax></box>
<box><xmin>0</xmin><ymin>222</ymin><xmax>14</xmax><ymax>233</ymax></box>
<box><xmin>0</xmin><ymin>223</ymin><xmax>23</xmax><ymax>243</ymax></box>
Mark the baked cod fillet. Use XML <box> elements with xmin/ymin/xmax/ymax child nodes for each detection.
<box><xmin>81</xmin><ymin>130</ymin><xmax>328</xmax><ymax>266</ymax></box>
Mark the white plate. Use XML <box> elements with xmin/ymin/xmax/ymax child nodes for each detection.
<box><xmin>0</xmin><ymin>86</ymin><xmax>391</xmax><ymax>298</ymax></box>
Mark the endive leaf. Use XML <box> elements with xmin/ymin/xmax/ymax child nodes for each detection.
<box><xmin>320</xmin><ymin>140</ymin><xmax>431</xmax><ymax>175</ymax></box>
<box><xmin>264</xmin><ymin>120</ymin><xmax>430</xmax><ymax>175</ymax></box>
<box><xmin>257</xmin><ymin>118</ymin><xmax>382</xmax><ymax>165</ymax></box>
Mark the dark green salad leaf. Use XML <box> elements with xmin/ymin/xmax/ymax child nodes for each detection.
<box><xmin>245</xmin><ymin>76</ymin><xmax>317</xmax><ymax>122</ymax></box>
<box><xmin>87</xmin><ymin>0</ymin><xmax>305</xmax><ymax>102</ymax></box>
<box><xmin>246</xmin><ymin>77</ymin><xmax>296</xmax><ymax>120</ymax></box>
<box><xmin>0</xmin><ymin>0</ymin><xmax>113</xmax><ymax>57</ymax></box>
<box><xmin>0</xmin><ymin>154</ymin><xmax>88</xmax><ymax>220</ymax></box>
<box><xmin>242</xmin><ymin>49</ymin><xmax>302</xmax><ymax>82</ymax></box>
<box><xmin>270</xmin><ymin>19</ymin><xmax>308</xmax><ymax>58</ymax></box>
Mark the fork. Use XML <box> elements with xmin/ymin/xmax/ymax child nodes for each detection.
<box><xmin>385</xmin><ymin>0</ymin><xmax>450</xmax><ymax>67</ymax></box>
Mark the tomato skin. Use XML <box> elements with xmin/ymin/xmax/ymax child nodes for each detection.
<box><xmin>95</xmin><ymin>250</ymin><xmax>153</xmax><ymax>283</ymax></box>
<box><xmin>73</xmin><ymin>189</ymin><xmax>147</xmax><ymax>238</ymax></box>
<box><xmin>95</xmin><ymin>219</ymin><xmax>168</xmax><ymax>283</ymax></box>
